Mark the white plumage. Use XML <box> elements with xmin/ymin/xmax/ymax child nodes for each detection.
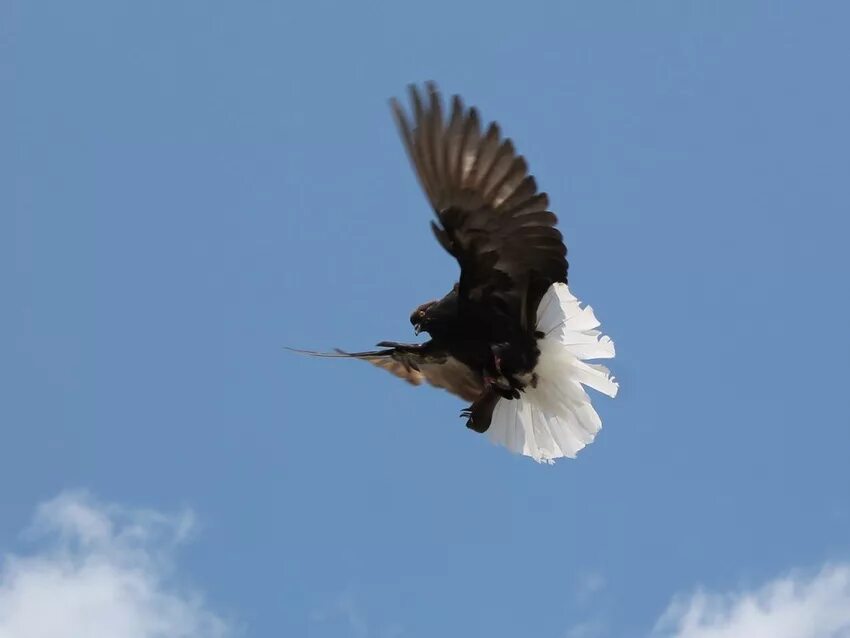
<box><xmin>486</xmin><ymin>283</ymin><xmax>618</xmax><ymax>463</ymax></box>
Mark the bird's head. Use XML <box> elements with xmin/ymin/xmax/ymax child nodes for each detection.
<box><xmin>410</xmin><ymin>301</ymin><xmax>437</xmax><ymax>336</ymax></box>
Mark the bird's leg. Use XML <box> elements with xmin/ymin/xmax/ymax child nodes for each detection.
<box><xmin>483</xmin><ymin>342</ymin><xmax>520</xmax><ymax>399</ymax></box>
<box><xmin>461</xmin><ymin>388</ymin><xmax>500</xmax><ymax>433</ymax></box>
<box><xmin>490</xmin><ymin>343</ymin><xmax>506</xmax><ymax>374</ymax></box>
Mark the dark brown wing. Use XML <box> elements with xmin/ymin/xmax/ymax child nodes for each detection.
<box><xmin>390</xmin><ymin>82</ymin><xmax>568</xmax><ymax>330</ymax></box>
<box><xmin>285</xmin><ymin>345</ymin><xmax>482</xmax><ymax>402</ymax></box>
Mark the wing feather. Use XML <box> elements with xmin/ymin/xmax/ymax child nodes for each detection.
<box><xmin>286</xmin><ymin>345</ymin><xmax>482</xmax><ymax>402</ymax></box>
<box><xmin>391</xmin><ymin>83</ymin><xmax>568</xmax><ymax>330</ymax></box>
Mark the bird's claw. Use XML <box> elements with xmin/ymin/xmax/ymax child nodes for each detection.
<box><xmin>461</xmin><ymin>407</ymin><xmax>489</xmax><ymax>433</ymax></box>
<box><xmin>460</xmin><ymin>407</ymin><xmax>476</xmax><ymax>431</ymax></box>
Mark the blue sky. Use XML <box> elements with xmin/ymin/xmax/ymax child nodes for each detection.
<box><xmin>4</xmin><ymin>1</ymin><xmax>850</xmax><ymax>637</ymax></box>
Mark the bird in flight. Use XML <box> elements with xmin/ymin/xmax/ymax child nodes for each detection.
<box><xmin>292</xmin><ymin>82</ymin><xmax>618</xmax><ymax>463</ymax></box>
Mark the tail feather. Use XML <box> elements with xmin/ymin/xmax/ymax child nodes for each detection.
<box><xmin>486</xmin><ymin>283</ymin><xmax>618</xmax><ymax>464</ymax></box>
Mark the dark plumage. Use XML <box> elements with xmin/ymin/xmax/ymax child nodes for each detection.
<box><xmin>294</xmin><ymin>82</ymin><xmax>570</xmax><ymax>433</ymax></box>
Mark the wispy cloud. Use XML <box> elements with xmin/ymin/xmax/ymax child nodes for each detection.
<box><xmin>0</xmin><ymin>490</ymin><xmax>233</xmax><ymax>638</ymax></box>
<box><xmin>565</xmin><ymin>618</ymin><xmax>607</xmax><ymax>638</ymax></box>
<box><xmin>575</xmin><ymin>571</ymin><xmax>607</xmax><ymax>606</ymax></box>
<box><xmin>653</xmin><ymin>563</ymin><xmax>850</xmax><ymax>638</ymax></box>
<box><xmin>334</xmin><ymin>590</ymin><xmax>369</xmax><ymax>638</ymax></box>
<box><xmin>312</xmin><ymin>588</ymin><xmax>405</xmax><ymax>638</ymax></box>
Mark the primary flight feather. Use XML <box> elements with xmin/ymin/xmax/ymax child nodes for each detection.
<box><xmin>292</xmin><ymin>82</ymin><xmax>618</xmax><ymax>463</ymax></box>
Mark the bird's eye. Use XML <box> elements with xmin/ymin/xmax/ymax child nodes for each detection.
<box><xmin>418</xmin><ymin>310</ymin><xmax>426</xmax><ymax>317</ymax></box>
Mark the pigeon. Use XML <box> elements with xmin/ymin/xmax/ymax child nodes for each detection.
<box><xmin>291</xmin><ymin>82</ymin><xmax>618</xmax><ymax>463</ymax></box>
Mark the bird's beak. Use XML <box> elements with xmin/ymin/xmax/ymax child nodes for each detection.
<box><xmin>414</xmin><ymin>323</ymin><xmax>422</xmax><ymax>335</ymax></box>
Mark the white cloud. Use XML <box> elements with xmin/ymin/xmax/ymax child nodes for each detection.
<box><xmin>0</xmin><ymin>490</ymin><xmax>233</xmax><ymax>638</ymax></box>
<box><xmin>653</xmin><ymin>563</ymin><xmax>850</xmax><ymax>638</ymax></box>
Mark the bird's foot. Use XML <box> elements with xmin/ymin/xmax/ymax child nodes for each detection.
<box><xmin>460</xmin><ymin>406</ymin><xmax>489</xmax><ymax>433</ymax></box>
<box><xmin>460</xmin><ymin>406</ymin><xmax>487</xmax><ymax>434</ymax></box>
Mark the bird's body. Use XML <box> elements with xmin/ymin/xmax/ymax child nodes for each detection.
<box><xmin>292</xmin><ymin>83</ymin><xmax>618</xmax><ymax>463</ymax></box>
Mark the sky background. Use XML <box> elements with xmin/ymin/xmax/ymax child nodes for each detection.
<box><xmin>4</xmin><ymin>1</ymin><xmax>850</xmax><ymax>637</ymax></box>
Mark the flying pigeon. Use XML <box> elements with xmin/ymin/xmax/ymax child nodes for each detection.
<box><xmin>292</xmin><ymin>83</ymin><xmax>618</xmax><ymax>463</ymax></box>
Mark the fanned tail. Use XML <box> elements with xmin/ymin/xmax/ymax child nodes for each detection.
<box><xmin>486</xmin><ymin>283</ymin><xmax>618</xmax><ymax>464</ymax></box>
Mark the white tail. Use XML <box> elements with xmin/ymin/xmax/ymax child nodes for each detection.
<box><xmin>486</xmin><ymin>283</ymin><xmax>618</xmax><ymax>463</ymax></box>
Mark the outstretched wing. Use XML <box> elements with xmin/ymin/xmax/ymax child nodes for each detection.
<box><xmin>390</xmin><ymin>82</ymin><xmax>568</xmax><ymax>330</ymax></box>
<box><xmin>286</xmin><ymin>345</ymin><xmax>483</xmax><ymax>402</ymax></box>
